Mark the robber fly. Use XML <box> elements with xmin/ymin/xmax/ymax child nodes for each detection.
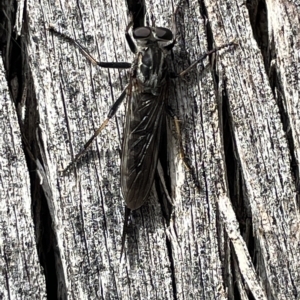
<box><xmin>50</xmin><ymin>8</ymin><xmax>235</xmax><ymax>255</ymax></box>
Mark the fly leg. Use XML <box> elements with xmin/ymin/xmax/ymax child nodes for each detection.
<box><xmin>167</xmin><ymin>106</ymin><xmax>203</xmax><ymax>192</ymax></box>
<box><xmin>166</xmin><ymin>106</ymin><xmax>190</xmax><ymax>170</ymax></box>
<box><xmin>48</xmin><ymin>26</ymin><xmax>132</xmax><ymax>69</ymax></box>
<box><xmin>63</xmin><ymin>86</ymin><xmax>128</xmax><ymax>173</ymax></box>
<box><xmin>48</xmin><ymin>27</ymin><xmax>132</xmax><ymax>172</ymax></box>
<box><xmin>126</xmin><ymin>0</ymin><xmax>146</xmax><ymax>30</ymax></box>
<box><xmin>120</xmin><ymin>206</ymin><xmax>131</xmax><ymax>261</ymax></box>
<box><xmin>179</xmin><ymin>41</ymin><xmax>237</xmax><ymax>77</ymax></box>
<box><xmin>157</xmin><ymin>159</ymin><xmax>174</xmax><ymax>205</ymax></box>
<box><xmin>162</xmin><ymin>2</ymin><xmax>182</xmax><ymax>51</ymax></box>
<box><xmin>169</xmin><ymin>41</ymin><xmax>237</xmax><ymax>80</ymax></box>
<box><xmin>168</xmin><ymin>42</ymin><xmax>237</xmax><ymax>166</ymax></box>
<box><xmin>125</xmin><ymin>21</ymin><xmax>138</xmax><ymax>54</ymax></box>
<box><xmin>121</xmin><ymin>159</ymin><xmax>174</xmax><ymax>261</ymax></box>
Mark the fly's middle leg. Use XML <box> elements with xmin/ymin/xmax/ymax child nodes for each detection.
<box><xmin>63</xmin><ymin>86</ymin><xmax>128</xmax><ymax>173</ymax></box>
<box><xmin>48</xmin><ymin>26</ymin><xmax>133</xmax><ymax>172</ymax></box>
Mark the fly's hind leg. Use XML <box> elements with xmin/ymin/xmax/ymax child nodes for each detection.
<box><xmin>63</xmin><ymin>86</ymin><xmax>128</xmax><ymax>173</ymax></box>
<box><xmin>166</xmin><ymin>106</ymin><xmax>190</xmax><ymax>171</ymax></box>
<box><xmin>167</xmin><ymin>106</ymin><xmax>203</xmax><ymax>193</ymax></box>
<box><xmin>120</xmin><ymin>206</ymin><xmax>130</xmax><ymax>261</ymax></box>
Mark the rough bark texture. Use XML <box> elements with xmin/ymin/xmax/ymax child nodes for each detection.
<box><xmin>0</xmin><ymin>0</ymin><xmax>299</xmax><ymax>299</ymax></box>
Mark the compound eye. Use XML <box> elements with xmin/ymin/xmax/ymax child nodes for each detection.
<box><xmin>155</xmin><ymin>27</ymin><xmax>173</xmax><ymax>40</ymax></box>
<box><xmin>133</xmin><ymin>27</ymin><xmax>151</xmax><ymax>39</ymax></box>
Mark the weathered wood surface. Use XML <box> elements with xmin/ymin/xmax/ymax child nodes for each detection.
<box><xmin>0</xmin><ymin>0</ymin><xmax>299</xmax><ymax>299</ymax></box>
<box><xmin>0</xmin><ymin>58</ymin><xmax>47</xmax><ymax>298</ymax></box>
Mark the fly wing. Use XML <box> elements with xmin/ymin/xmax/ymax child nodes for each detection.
<box><xmin>121</xmin><ymin>82</ymin><xmax>168</xmax><ymax>210</ymax></box>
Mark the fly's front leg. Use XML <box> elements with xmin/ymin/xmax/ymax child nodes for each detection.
<box><xmin>126</xmin><ymin>0</ymin><xmax>146</xmax><ymax>30</ymax></box>
<box><xmin>49</xmin><ymin>26</ymin><xmax>132</xmax><ymax>69</ymax></box>
<box><xmin>162</xmin><ymin>3</ymin><xmax>182</xmax><ymax>52</ymax></box>
<box><xmin>63</xmin><ymin>86</ymin><xmax>128</xmax><ymax>173</ymax></box>
<box><xmin>125</xmin><ymin>20</ymin><xmax>138</xmax><ymax>54</ymax></box>
<box><xmin>169</xmin><ymin>41</ymin><xmax>238</xmax><ymax>79</ymax></box>
<box><xmin>179</xmin><ymin>41</ymin><xmax>237</xmax><ymax>77</ymax></box>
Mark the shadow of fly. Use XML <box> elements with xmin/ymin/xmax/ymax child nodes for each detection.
<box><xmin>49</xmin><ymin>7</ymin><xmax>236</xmax><ymax>258</ymax></box>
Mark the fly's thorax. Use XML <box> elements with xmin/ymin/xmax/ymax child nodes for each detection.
<box><xmin>135</xmin><ymin>46</ymin><xmax>168</xmax><ymax>95</ymax></box>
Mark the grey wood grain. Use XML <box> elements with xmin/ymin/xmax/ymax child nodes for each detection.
<box><xmin>0</xmin><ymin>0</ymin><xmax>299</xmax><ymax>299</ymax></box>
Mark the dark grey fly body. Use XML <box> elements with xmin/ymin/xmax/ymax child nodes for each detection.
<box><xmin>121</xmin><ymin>26</ymin><xmax>175</xmax><ymax>210</ymax></box>
<box><xmin>50</xmin><ymin>7</ymin><xmax>235</xmax><ymax>256</ymax></box>
<box><xmin>52</xmin><ymin>24</ymin><xmax>179</xmax><ymax>210</ymax></box>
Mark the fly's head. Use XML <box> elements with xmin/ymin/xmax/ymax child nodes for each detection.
<box><xmin>133</xmin><ymin>26</ymin><xmax>174</xmax><ymax>50</ymax></box>
<box><xmin>132</xmin><ymin>26</ymin><xmax>174</xmax><ymax>94</ymax></box>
